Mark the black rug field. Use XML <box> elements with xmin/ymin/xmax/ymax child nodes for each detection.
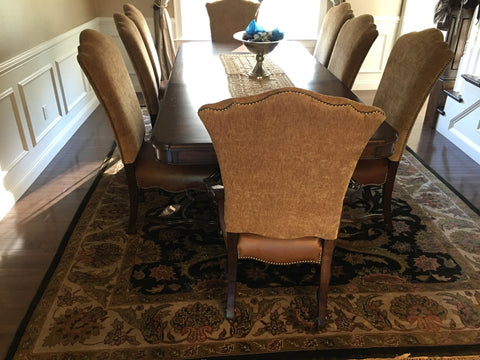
<box><xmin>7</xmin><ymin>149</ymin><xmax>480</xmax><ymax>360</ymax></box>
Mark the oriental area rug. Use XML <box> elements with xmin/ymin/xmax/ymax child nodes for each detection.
<box><xmin>7</xmin><ymin>150</ymin><xmax>480</xmax><ymax>360</ymax></box>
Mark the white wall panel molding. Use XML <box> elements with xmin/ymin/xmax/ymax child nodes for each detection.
<box><xmin>18</xmin><ymin>65</ymin><xmax>63</xmax><ymax>147</ymax></box>
<box><xmin>56</xmin><ymin>51</ymin><xmax>88</xmax><ymax>114</ymax></box>
<box><xmin>0</xmin><ymin>19</ymin><xmax>101</xmax><ymax>218</ymax></box>
<box><xmin>0</xmin><ymin>88</ymin><xmax>28</xmax><ymax>172</ymax></box>
<box><xmin>6</xmin><ymin>96</ymin><xmax>99</xmax><ymax>201</ymax></box>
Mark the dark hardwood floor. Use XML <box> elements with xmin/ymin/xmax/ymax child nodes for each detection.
<box><xmin>409</xmin><ymin>118</ymin><xmax>480</xmax><ymax>211</ymax></box>
<box><xmin>1</xmin><ymin>95</ymin><xmax>479</xmax><ymax>359</ymax></box>
<box><xmin>0</xmin><ymin>107</ymin><xmax>114</xmax><ymax>359</ymax></box>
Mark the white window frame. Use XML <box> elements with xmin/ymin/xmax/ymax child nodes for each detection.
<box><xmin>173</xmin><ymin>0</ymin><xmax>328</xmax><ymax>49</ymax></box>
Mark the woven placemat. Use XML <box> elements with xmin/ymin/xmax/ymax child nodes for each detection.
<box><xmin>219</xmin><ymin>53</ymin><xmax>294</xmax><ymax>97</ymax></box>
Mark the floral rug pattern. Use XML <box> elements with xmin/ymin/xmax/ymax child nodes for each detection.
<box><xmin>9</xmin><ymin>151</ymin><xmax>480</xmax><ymax>359</ymax></box>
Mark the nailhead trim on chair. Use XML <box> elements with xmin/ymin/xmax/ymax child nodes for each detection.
<box><xmin>239</xmin><ymin>255</ymin><xmax>321</xmax><ymax>265</ymax></box>
<box><xmin>198</xmin><ymin>88</ymin><xmax>385</xmax><ymax>115</ymax></box>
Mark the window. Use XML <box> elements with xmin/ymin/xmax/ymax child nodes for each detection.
<box><xmin>257</xmin><ymin>0</ymin><xmax>321</xmax><ymax>40</ymax></box>
<box><xmin>173</xmin><ymin>0</ymin><xmax>322</xmax><ymax>42</ymax></box>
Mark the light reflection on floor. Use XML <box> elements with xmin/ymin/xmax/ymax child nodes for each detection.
<box><xmin>0</xmin><ymin>162</ymin><xmax>100</xmax><ymax>259</ymax></box>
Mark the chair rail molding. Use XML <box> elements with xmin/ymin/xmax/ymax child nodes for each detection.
<box><xmin>0</xmin><ymin>18</ymin><xmax>101</xmax><ymax>219</ymax></box>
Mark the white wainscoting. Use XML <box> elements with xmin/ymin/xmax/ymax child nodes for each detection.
<box><xmin>0</xmin><ymin>19</ymin><xmax>101</xmax><ymax>219</ymax></box>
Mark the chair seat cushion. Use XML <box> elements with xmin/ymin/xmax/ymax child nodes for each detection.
<box><xmin>238</xmin><ymin>233</ymin><xmax>323</xmax><ymax>264</ymax></box>
<box><xmin>135</xmin><ymin>142</ymin><xmax>218</xmax><ymax>192</ymax></box>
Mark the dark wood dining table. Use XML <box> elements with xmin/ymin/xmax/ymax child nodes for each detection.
<box><xmin>151</xmin><ymin>41</ymin><xmax>397</xmax><ymax>165</ymax></box>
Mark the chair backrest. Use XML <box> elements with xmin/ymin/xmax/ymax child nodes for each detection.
<box><xmin>327</xmin><ymin>14</ymin><xmax>378</xmax><ymax>89</ymax></box>
<box><xmin>313</xmin><ymin>3</ymin><xmax>354</xmax><ymax>67</ymax></box>
<box><xmin>77</xmin><ymin>29</ymin><xmax>145</xmax><ymax>165</ymax></box>
<box><xmin>198</xmin><ymin>87</ymin><xmax>385</xmax><ymax>240</ymax></box>
<box><xmin>373</xmin><ymin>28</ymin><xmax>453</xmax><ymax>162</ymax></box>
<box><xmin>123</xmin><ymin>3</ymin><xmax>163</xmax><ymax>88</ymax></box>
<box><xmin>114</xmin><ymin>12</ymin><xmax>160</xmax><ymax>118</ymax></box>
<box><xmin>205</xmin><ymin>0</ymin><xmax>259</xmax><ymax>43</ymax></box>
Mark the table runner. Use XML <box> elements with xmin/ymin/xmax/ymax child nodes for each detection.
<box><xmin>219</xmin><ymin>53</ymin><xmax>294</xmax><ymax>97</ymax></box>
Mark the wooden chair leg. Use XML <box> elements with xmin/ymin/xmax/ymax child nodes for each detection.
<box><xmin>226</xmin><ymin>232</ymin><xmax>239</xmax><ymax>320</ymax></box>
<box><xmin>382</xmin><ymin>161</ymin><xmax>399</xmax><ymax>232</ymax></box>
<box><xmin>125</xmin><ymin>164</ymin><xmax>138</xmax><ymax>235</ymax></box>
<box><xmin>362</xmin><ymin>185</ymin><xmax>375</xmax><ymax>210</ymax></box>
<box><xmin>317</xmin><ymin>239</ymin><xmax>335</xmax><ymax>328</ymax></box>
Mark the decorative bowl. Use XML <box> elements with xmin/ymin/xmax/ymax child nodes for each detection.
<box><xmin>233</xmin><ymin>31</ymin><xmax>282</xmax><ymax>79</ymax></box>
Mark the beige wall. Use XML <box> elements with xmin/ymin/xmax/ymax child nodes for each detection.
<box><xmin>349</xmin><ymin>0</ymin><xmax>403</xmax><ymax>17</ymax></box>
<box><xmin>93</xmin><ymin>0</ymin><xmax>174</xmax><ymax>17</ymax></box>
<box><xmin>94</xmin><ymin>0</ymin><xmax>151</xmax><ymax>16</ymax></box>
<box><xmin>0</xmin><ymin>0</ymin><xmax>176</xmax><ymax>63</ymax></box>
<box><xmin>0</xmin><ymin>0</ymin><xmax>96</xmax><ymax>62</ymax></box>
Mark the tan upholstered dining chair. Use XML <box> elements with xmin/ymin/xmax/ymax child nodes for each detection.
<box><xmin>313</xmin><ymin>2</ymin><xmax>354</xmax><ymax>67</ymax></box>
<box><xmin>352</xmin><ymin>28</ymin><xmax>454</xmax><ymax>231</ymax></box>
<box><xmin>123</xmin><ymin>3</ymin><xmax>173</xmax><ymax>84</ymax></box>
<box><xmin>77</xmin><ymin>29</ymin><xmax>217</xmax><ymax>234</ymax></box>
<box><xmin>114</xmin><ymin>13</ymin><xmax>162</xmax><ymax>126</ymax></box>
<box><xmin>327</xmin><ymin>14</ymin><xmax>378</xmax><ymax>89</ymax></box>
<box><xmin>205</xmin><ymin>0</ymin><xmax>260</xmax><ymax>43</ymax></box>
<box><xmin>198</xmin><ymin>87</ymin><xmax>385</xmax><ymax>327</ymax></box>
